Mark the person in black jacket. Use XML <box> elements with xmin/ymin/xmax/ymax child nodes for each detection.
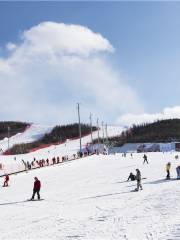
<box><xmin>127</xmin><ymin>172</ymin><xmax>136</xmax><ymax>181</ymax></box>
<box><xmin>143</xmin><ymin>154</ymin><xmax>148</xmax><ymax>164</ymax></box>
<box><xmin>3</xmin><ymin>174</ymin><xmax>9</xmax><ymax>187</ymax></box>
<box><xmin>31</xmin><ymin>177</ymin><xmax>41</xmax><ymax>200</ymax></box>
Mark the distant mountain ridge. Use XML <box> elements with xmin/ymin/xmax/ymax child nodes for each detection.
<box><xmin>108</xmin><ymin>119</ymin><xmax>180</xmax><ymax>147</ymax></box>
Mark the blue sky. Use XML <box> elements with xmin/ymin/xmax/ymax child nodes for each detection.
<box><xmin>1</xmin><ymin>2</ymin><xmax>180</xmax><ymax>125</ymax></box>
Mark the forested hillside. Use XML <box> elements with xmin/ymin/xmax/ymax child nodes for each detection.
<box><xmin>107</xmin><ymin>119</ymin><xmax>180</xmax><ymax>147</ymax></box>
<box><xmin>0</xmin><ymin>121</ymin><xmax>29</xmax><ymax>140</ymax></box>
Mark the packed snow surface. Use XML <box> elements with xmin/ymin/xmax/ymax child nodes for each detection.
<box><xmin>1</xmin><ymin>152</ymin><xmax>180</xmax><ymax>239</ymax></box>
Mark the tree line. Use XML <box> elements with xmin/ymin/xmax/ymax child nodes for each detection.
<box><xmin>107</xmin><ymin>119</ymin><xmax>180</xmax><ymax>147</ymax></box>
<box><xmin>0</xmin><ymin>121</ymin><xmax>29</xmax><ymax>140</ymax></box>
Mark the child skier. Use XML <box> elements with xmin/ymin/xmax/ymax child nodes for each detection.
<box><xmin>127</xmin><ymin>172</ymin><xmax>136</xmax><ymax>181</ymax></box>
<box><xmin>166</xmin><ymin>162</ymin><xmax>171</xmax><ymax>179</ymax></box>
<box><xmin>3</xmin><ymin>174</ymin><xmax>9</xmax><ymax>187</ymax></box>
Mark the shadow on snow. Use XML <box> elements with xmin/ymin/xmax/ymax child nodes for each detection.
<box><xmin>82</xmin><ymin>191</ymin><xmax>131</xmax><ymax>200</ymax></box>
<box><xmin>0</xmin><ymin>200</ymin><xmax>36</xmax><ymax>206</ymax></box>
<box><xmin>145</xmin><ymin>178</ymin><xmax>178</xmax><ymax>185</ymax></box>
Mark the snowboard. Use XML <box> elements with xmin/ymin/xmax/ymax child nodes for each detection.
<box><xmin>131</xmin><ymin>188</ymin><xmax>143</xmax><ymax>192</ymax></box>
<box><xmin>27</xmin><ymin>199</ymin><xmax>44</xmax><ymax>201</ymax></box>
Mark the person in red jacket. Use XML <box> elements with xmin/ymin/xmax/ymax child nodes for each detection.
<box><xmin>3</xmin><ymin>174</ymin><xmax>9</xmax><ymax>187</ymax></box>
<box><xmin>31</xmin><ymin>177</ymin><xmax>41</xmax><ymax>200</ymax></box>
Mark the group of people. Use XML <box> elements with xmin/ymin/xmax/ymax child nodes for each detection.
<box><xmin>3</xmin><ymin>151</ymin><xmax>180</xmax><ymax>199</ymax></box>
<box><xmin>126</xmin><ymin>153</ymin><xmax>180</xmax><ymax>191</ymax></box>
<box><xmin>166</xmin><ymin>162</ymin><xmax>180</xmax><ymax>180</ymax></box>
<box><xmin>127</xmin><ymin>169</ymin><xmax>143</xmax><ymax>191</ymax></box>
<box><xmin>1</xmin><ymin>150</ymin><xmax>99</xmax><ymax>200</ymax></box>
<box><xmin>21</xmin><ymin>155</ymin><xmax>71</xmax><ymax>171</ymax></box>
<box><xmin>2</xmin><ymin>174</ymin><xmax>41</xmax><ymax>200</ymax></box>
<box><xmin>127</xmin><ymin>156</ymin><xmax>180</xmax><ymax>192</ymax></box>
<box><xmin>125</xmin><ymin>154</ymin><xmax>148</xmax><ymax>191</ymax></box>
<box><xmin>21</xmin><ymin>150</ymin><xmax>95</xmax><ymax>172</ymax></box>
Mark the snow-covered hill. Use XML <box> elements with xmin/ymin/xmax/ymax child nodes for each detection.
<box><xmin>0</xmin><ymin>124</ymin><xmax>53</xmax><ymax>153</ymax></box>
<box><xmin>0</xmin><ymin>124</ymin><xmax>123</xmax><ymax>159</ymax></box>
<box><xmin>0</xmin><ymin>124</ymin><xmax>123</xmax><ymax>154</ymax></box>
<box><xmin>0</xmin><ymin>124</ymin><xmax>123</xmax><ymax>175</ymax></box>
<box><xmin>1</xmin><ymin>152</ymin><xmax>180</xmax><ymax>239</ymax></box>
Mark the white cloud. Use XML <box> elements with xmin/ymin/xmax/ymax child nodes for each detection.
<box><xmin>21</xmin><ymin>22</ymin><xmax>114</xmax><ymax>57</ymax></box>
<box><xmin>117</xmin><ymin>106</ymin><xmax>180</xmax><ymax>126</ymax></box>
<box><xmin>0</xmin><ymin>21</ymin><xmax>143</xmax><ymax>124</ymax></box>
<box><xmin>6</xmin><ymin>42</ymin><xmax>16</xmax><ymax>51</ymax></box>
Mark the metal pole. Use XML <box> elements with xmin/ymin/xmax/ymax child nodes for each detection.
<box><xmin>7</xmin><ymin>126</ymin><xmax>10</xmax><ymax>150</ymax></box>
<box><xmin>105</xmin><ymin>123</ymin><xmax>108</xmax><ymax>145</ymax></box>
<box><xmin>102</xmin><ymin>121</ymin><xmax>105</xmax><ymax>144</ymax></box>
<box><xmin>77</xmin><ymin>103</ymin><xmax>82</xmax><ymax>153</ymax></box>
<box><xmin>89</xmin><ymin>113</ymin><xmax>93</xmax><ymax>143</ymax></box>
<box><xmin>97</xmin><ymin>118</ymin><xmax>100</xmax><ymax>145</ymax></box>
<box><xmin>105</xmin><ymin>123</ymin><xmax>109</xmax><ymax>154</ymax></box>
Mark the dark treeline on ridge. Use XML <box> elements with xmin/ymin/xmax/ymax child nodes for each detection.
<box><xmin>9</xmin><ymin>123</ymin><xmax>97</xmax><ymax>155</ymax></box>
<box><xmin>107</xmin><ymin>119</ymin><xmax>180</xmax><ymax>147</ymax></box>
<box><xmin>42</xmin><ymin>123</ymin><xmax>97</xmax><ymax>144</ymax></box>
<box><xmin>0</xmin><ymin>121</ymin><xmax>29</xmax><ymax>140</ymax></box>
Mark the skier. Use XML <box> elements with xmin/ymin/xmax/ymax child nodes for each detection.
<box><xmin>46</xmin><ymin>158</ymin><xmax>49</xmax><ymax>165</ymax></box>
<box><xmin>166</xmin><ymin>162</ymin><xmax>171</xmax><ymax>179</ymax></box>
<box><xmin>176</xmin><ymin>166</ymin><xmax>180</xmax><ymax>179</ymax></box>
<box><xmin>127</xmin><ymin>172</ymin><xmax>136</xmax><ymax>181</ymax></box>
<box><xmin>143</xmin><ymin>154</ymin><xmax>148</xmax><ymax>164</ymax></box>
<box><xmin>31</xmin><ymin>177</ymin><xmax>41</xmax><ymax>200</ymax></box>
<box><xmin>135</xmin><ymin>169</ymin><xmax>143</xmax><ymax>191</ymax></box>
<box><xmin>3</xmin><ymin>174</ymin><xmax>9</xmax><ymax>187</ymax></box>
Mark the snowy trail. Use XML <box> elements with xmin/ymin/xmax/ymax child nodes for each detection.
<box><xmin>1</xmin><ymin>152</ymin><xmax>180</xmax><ymax>239</ymax></box>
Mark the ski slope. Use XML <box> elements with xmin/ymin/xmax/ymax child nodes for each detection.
<box><xmin>0</xmin><ymin>125</ymin><xmax>124</xmax><ymax>175</ymax></box>
<box><xmin>1</xmin><ymin>152</ymin><xmax>180</xmax><ymax>239</ymax></box>
<box><xmin>0</xmin><ymin>124</ymin><xmax>123</xmax><ymax>155</ymax></box>
<box><xmin>0</xmin><ymin>124</ymin><xmax>53</xmax><ymax>153</ymax></box>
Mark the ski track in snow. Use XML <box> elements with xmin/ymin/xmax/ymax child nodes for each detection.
<box><xmin>1</xmin><ymin>152</ymin><xmax>180</xmax><ymax>239</ymax></box>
